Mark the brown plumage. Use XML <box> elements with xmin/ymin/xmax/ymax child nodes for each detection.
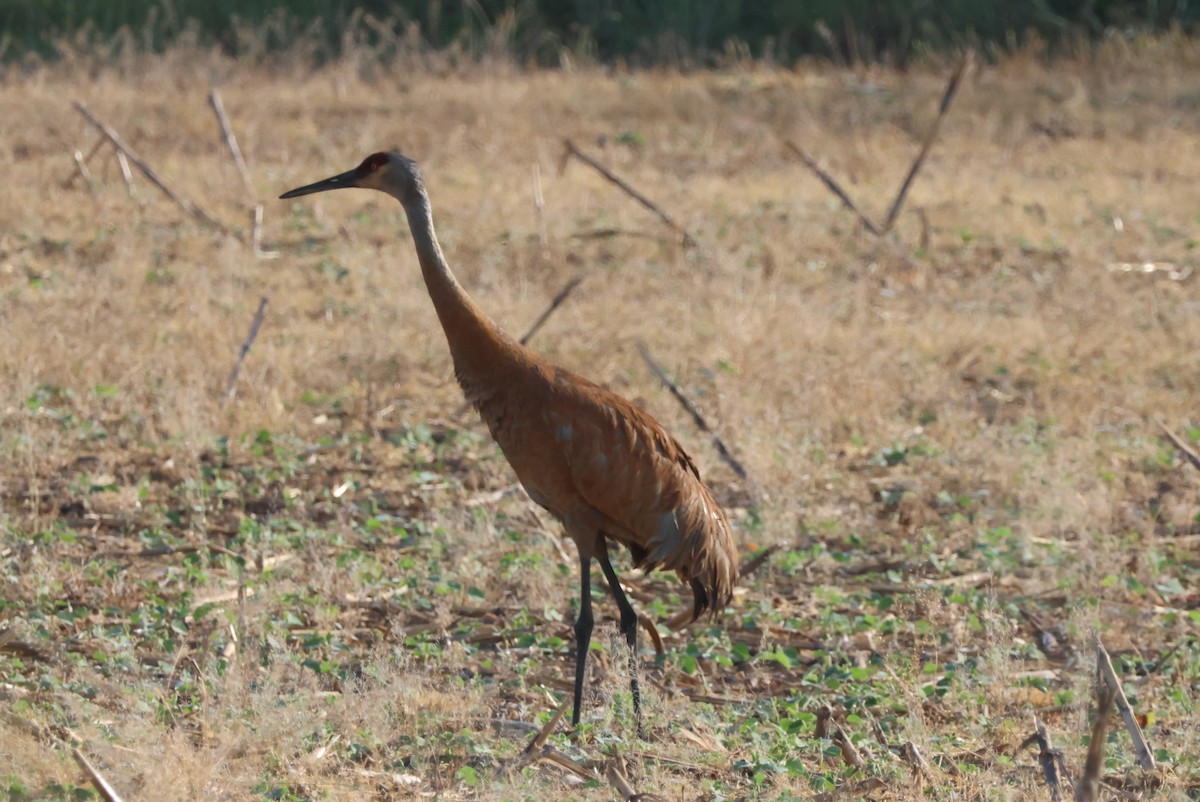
<box><xmin>281</xmin><ymin>151</ymin><xmax>738</xmax><ymax>731</ymax></box>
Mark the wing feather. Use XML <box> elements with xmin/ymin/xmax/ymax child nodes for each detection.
<box><xmin>546</xmin><ymin>369</ymin><xmax>737</xmax><ymax>615</ymax></box>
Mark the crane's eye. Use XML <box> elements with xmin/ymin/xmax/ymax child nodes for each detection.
<box><xmin>359</xmin><ymin>153</ymin><xmax>389</xmax><ymax>173</ymax></box>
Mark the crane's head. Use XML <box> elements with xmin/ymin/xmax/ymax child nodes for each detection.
<box><xmin>279</xmin><ymin>151</ymin><xmax>424</xmax><ymax>204</ymax></box>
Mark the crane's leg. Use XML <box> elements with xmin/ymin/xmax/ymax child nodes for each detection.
<box><xmin>572</xmin><ymin>549</ymin><xmax>594</xmax><ymax>728</ymax></box>
<box><xmin>690</xmin><ymin>578</ymin><xmax>708</xmax><ymax>621</ymax></box>
<box><xmin>596</xmin><ymin>538</ymin><xmax>643</xmax><ymax>737</ymax></box>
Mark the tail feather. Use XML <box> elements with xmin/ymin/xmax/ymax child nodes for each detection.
<box><xmin>689</xmin><ymin>498</ymin><xmax>738</xmax><ymax>618</ymax></box>
<box><xmin>684</xmin><ymin>531</ymin><xmax>737</xmax><ymax>619</ymax></box>
<box><xmin>656</xmin><ymin>485</ymin><xmax>738</xmax><ymax>626</ymax></box>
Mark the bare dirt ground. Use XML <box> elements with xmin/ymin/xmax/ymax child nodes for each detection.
<box><xmin>1</xmin><ymin>34</ymin><xmax>1198</xmax><ymax>801</ymax></box>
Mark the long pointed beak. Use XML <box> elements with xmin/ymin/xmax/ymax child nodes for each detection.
<box><xmin>279</xmin><ymin>168</ymin><xmax>360</xmax><ymax>199</ymax></box>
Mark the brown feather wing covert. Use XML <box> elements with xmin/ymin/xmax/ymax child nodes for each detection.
<box><xmin>544</xmin><ymin>368</ymin><xmax>737</xmax><ymax>616</ymax></box>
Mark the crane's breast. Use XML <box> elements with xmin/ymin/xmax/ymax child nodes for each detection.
<box><xmin>471</xmin><ymin>380</ymin><xmax>582</xmax><ymax>520</ymax></box>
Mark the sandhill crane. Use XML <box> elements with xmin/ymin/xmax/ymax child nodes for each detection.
<box><xmin>281</xmin><ymin>151</ymin><xmax>738</xmax><ymax>733</ymax></box>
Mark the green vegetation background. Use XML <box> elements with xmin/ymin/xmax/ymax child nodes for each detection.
<box><xmin>2</xmin><ymin>0</ymin><xmax>1196</xmax><ymax>65</ymax></box>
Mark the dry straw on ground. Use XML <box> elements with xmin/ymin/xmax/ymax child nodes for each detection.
<box><xmin>1</xmin><ymin>31</ymin><xmax>1198</xmax><ymax>801</ymax></box>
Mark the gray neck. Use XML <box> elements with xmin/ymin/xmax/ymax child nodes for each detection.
<box><xmin>400</xmin><ymin>189</ymin><xmax>514</xmax><ymax>386</ymax></box>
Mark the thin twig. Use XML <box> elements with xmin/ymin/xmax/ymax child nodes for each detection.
<box><xmin>814</xmin><ymin>779</ymin><xmax>887</xmax><ymax>802</ymax></box>
<box><xmin>783</xmin><ymin>140</ymin><xmax>882</xmax><ymax>236</ymax></box>
<box><xmin>1095</xmin><ymin>639</ymin><xmax>1157</xmax><ymax>770</ymax></box>
<box><xmin>832</xmin><ymin>725</ymin><xmax>866</xmax><ymax>769</ymax></box>
<box><xmin>637</xmin><ymin>613</ymin><xmax>664</xmax><ymax>656</ymax></box>
<box><xmin>72</xmin><ymin>149</ymin><xmax>98</xmax><ymax>197</ymax></box>
<box><xmin>814</xmin><ymin>21</ymin><xmax>844</xmax><ymax>66</ymax></box>
<box><xmin>520</xmin><ymin>276</ymin><xmax>583</xmax><ymax>346</ymax></box>
<box><xmin>901</xmin><ymin>740</ymin><xmax>935</xmax><ymax>784</ymax></box>
<box><xmin>606</xmin><ymin>754</ymin><xmax>637</xmax><ymax>801</ymax></box>
<box><xmin>252</xmin><ymin>204</ymin><xmax>280</xmax><ymax>259</ymax></box>
<box><xmin>916</xmin><ymin>206</ymin><xmax>931</xmax><ymax>250</ymax></box>
<box><xmin>523</xmin><ymin>700</ymin><xmax>568</xmax><ymax>756</ymax></box>
<box><xmin>637</xmin><ymin>343</ymin><xmax>748</xmax><ymax>482</ymax></box>
<box><xmin>223</xmin><ymin>297</ymin><xmax>270</xmax><ymax>402</ymax></box>
<box><xmin>870</xmin><ymin>718</ymin><xmax>890</xmax><ymax>749</ymax></box>
<box><xmin>562</xmin><ymin>139</ymin><xmax>699</xmax><ymax>248</ymax></box>
<box><xmin>814</xmin><ymin>705</ymin><xmax>832</xmax><ymax>739</ymax></box>
<box><xmin>786</xmin><ymin>54</ymin><xmax>970</xmax><ymax>239</ymax></box>
<box><xmin>63</xmin><ymin>138</ymin><xmax>106</xmax><ymax>188</ymax></box>
<box><xmin>72</xmin><ymin>100</ymin><xmax>228</xmax><ymax>232</ymax></box>
<box><xmin>0</xmin><ymin>627</ymin><xmax>48</xmax><ymax>662</ymax></box>
<box><xmin>208</xmin><ymin>89</ymin><xmax>255</xmax><ymax>194</ymax></box>
<box><xmin>532</xmin><ymin>161</ymin><xmax>548</xmax><ymax>247</ymax></box>
<box><xmin>1075</xmin><ymin>674</ymin><xmax>1116</xmax><ymax>802</ymax></box>
<box><xmin>569</xmin><ymin>228</ymin><xmax>660</xmax><ymax>241</ymax></box>
<box><xmin>538</xmin><ymin>745</ymin><xmax>602</xmax><ymax>781</ymax></box>
<box><xmin>1156</xmin><ymin>418</ymin><xmax>1200</xmax><ymax>471</ymax></box>
<box><xmin>881</xmin><ymin>51</ymin><xmax>971</xmax><ymax>232</ymax></box>
<box><xmin>738</xmin><ymin>544</ymin><xmax>778</xmax><ymax>579</ymax></box>
<box><xmin>71</xmin><ymin>748</ymin><xmax>126</xmax><ymax>802</ymax></box>
<box><xmin>1024</xmin><ymin>716</ymin><xmax>1064</xmax><ymax>802</ymax></box>
<box><xmin>114</xmin><ymin>151</ymin><xmax>136</xmax><ymax>198</ymax></box>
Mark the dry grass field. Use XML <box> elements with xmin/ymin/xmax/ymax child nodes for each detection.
<box><xmin>1</xmin><ymin>32</ymin><xmax>1199</xmax><ymax>801</ymax></box>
